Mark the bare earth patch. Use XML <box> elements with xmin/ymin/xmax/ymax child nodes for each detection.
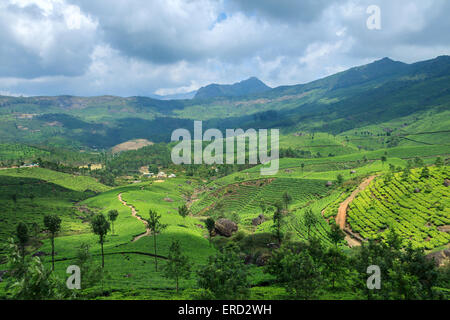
<box><xmin>111</xmin><ymin>139</ymin><xmax>153</xmax><ymax>153</ymax></box>
<box><xmin>437</xmin><ymin>225</ymin><xmax>450</xmax><ymax>233</ymax></box>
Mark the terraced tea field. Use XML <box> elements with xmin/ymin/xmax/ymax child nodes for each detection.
<box><xmin>347</xmin><ymin>166</ymin><xmax>450</xmax><ymax>249</ymax></box>
<box><xmin>190</xmin><ymin>177</ymin><xmax>330</xmax><ymax>224</ymax></box>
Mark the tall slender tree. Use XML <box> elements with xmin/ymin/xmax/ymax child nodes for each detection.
<box><xmin>282</xmin><ymin>192</ymin><xmax>292</xmax><ymax>210</ymax></box>
<box><xmin>304</xmin><ymin>209</ymin><xmax>318</xmax><ymax>241</ymax></box>
<box><xmin>91</xmin><ymin>214</ymin><xmax>110</xmax><ymax>268</ymax></box>
<box><xmin>16</xmin><ymin>222</ymin><xmax>29</xmax><ymax>261</ymax></box>
<box><xmin>145</xmin><ymin>209</ymin><xmax>167</xmax><ymax>271</ymax></box>
<box><xmin>107</xmin><ymin>209</ymin><xmax>119</xmax><ymax>235</ymax></box>
<box><xmin>178</xmin><ymin>204</ymin><xmax>189</xmax><ymax>220</ymax></box>
<box><xmin>205</xmin><ymin>218</ymin><xmax>215</xmax><ymax>246</ymax></box>
<box><xmin>381</xmin><ymin>156</ymin><xmax>387</xmax><ymax>167</ymax></box>
<box><xmin>328</xmin><ymin>222</ymin><xmax>345</xmax><ymax>247</ymax></box>
<box><xmin>272</xmin><ymin>203</ymin><xmax>284</xmax><ymax>245</ymax></box>
<box><xmin>162</xmin><ymin>240</ymin><xmax>191</xmax><ymax>293</ymax></box>
<box><xmin>44</xmin><ymin>214</ymin><xmax>62</xmax><ymax>271</ymax></box>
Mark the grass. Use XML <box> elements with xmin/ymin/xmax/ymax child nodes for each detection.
<box><xmin>2</xmin><ymin>178</ymin><xmax>217</xmax><ymax>297</ymax></box>
<box><xmin>0</xmin><ymin>167</ymin><xmax>111</xmax><ymax>193</ymax></box>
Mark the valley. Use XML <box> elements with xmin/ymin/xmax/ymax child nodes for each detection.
<box><xmin>0</xmin><ymin>56</ymin><xmax>449</xmax><ymax>300</ymax></box>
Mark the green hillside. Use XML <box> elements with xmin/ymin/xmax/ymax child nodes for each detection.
<box><xmin>0</xmin><ymin>56</ymin><xmax>449</xmax><ymax>301</ymax></box>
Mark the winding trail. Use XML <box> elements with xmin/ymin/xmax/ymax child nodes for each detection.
<box><xmin>336</xmin><ymin>175</ymin><xmax>377</xmax><ymax>247</ymax></box>
<box><xmin>118</xmin><ymin>193</ymin><xmax>151</xmax><ymax>242</ymax></box>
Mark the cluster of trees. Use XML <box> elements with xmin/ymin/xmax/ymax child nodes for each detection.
<box><xmin>4</xmin><ymin>209</ymin><xmax>449</xmax><ymax>300</ymax></box>
<box><xmin>279</xmin><ymin>148</ymin><xmax>312</xmax><ymax>159</ymax></box>
<box><xmin>197</xmin><ymin>229</ymin><xmax>448</xmax><ymax>300</ymax></box>
<box><xmin>106</xmin><ymin>143</ymin><xmax>171</xmax><ymax>177</ymax></box>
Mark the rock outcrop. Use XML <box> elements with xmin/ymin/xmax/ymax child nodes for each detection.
<box><xmin>252</xmin><ymin>214</ymin><xmax>266</xmax><ymax>226</ymax></box>
<box><xmin>215</xmin><ymin>218</ymin><xmax>238</xmax><ymax>237</ymax></box>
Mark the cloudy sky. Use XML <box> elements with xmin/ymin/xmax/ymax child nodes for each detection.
<box><xmin>1</xmin><ymin>0</ymin><xmax>449</xmax><ymax>97</ymax></box>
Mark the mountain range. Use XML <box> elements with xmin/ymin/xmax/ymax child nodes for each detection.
<box><xmin>0</xmin><ymin>55</ymin><xmax>449</xmax><ymax>150</ymax></box>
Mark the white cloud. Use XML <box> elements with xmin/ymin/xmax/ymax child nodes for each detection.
<box><xmin>0</xmin><ymin>0</ymin><xmax>449</xmax><ymax>96</ymax></box>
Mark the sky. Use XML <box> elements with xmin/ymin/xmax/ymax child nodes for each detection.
<box><xmin>0</xmin><ymin>0</ymin><xmax>449</xmax><ymax>97</ymax></box>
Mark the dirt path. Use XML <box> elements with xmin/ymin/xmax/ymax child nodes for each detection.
<box><xmin>118</xmin><ymin>193</ymin><xmax>150</xmax><ymax>242</ymax></box>
<box><xmin>335</xmin><ymin>175</ymin><xmax>377</xmax><ymax>247</ymax></box>
<box><xmin>336</xmin><ymin>175</ymin><xmax>377</xmax><ymax>229</ymax></box>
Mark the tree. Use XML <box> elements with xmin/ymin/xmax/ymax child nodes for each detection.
<box><xmin>381</xmin><ymin>155</ymin><xmax>387</xmax><ymax>167</ymax></box>
<box><xmin>384</xmin><ymin>171</ymin><xmax>393</xmax><ymax>183</ymax></box>
<box><xmin>148</xmin><ymin>164</ymin><xmax>158</xmax><ymax>174</ymax></box>
<box><xmin>323</xmin><ymin>246</ymin><xmax>347</xmax><ymax>290</ymax></box>
<box><xmin>178</xmin><ymin>204</ymin><xmax>189</xmax><ymax>220</ymax></box>
<box><xmin>91</xmin><ymin>214</ymin><xmax>110</xmax><ymax>268</ymax></box>
<box><xmin>16</xmin><ymin>222</ymin><xmax>29</xmax><ymax>261</ymax></box>
<box><xmin>205</xmin><ymin>217</ymin><xmax>215</xmax><ymax>245</ymax></box>
<box><xmin>145</xmin><ymin>209</ymin><xmax>167</xmax><ymax>271</ymax></box>
<box><xmin>304</xmin><ymin>209</ymin><xmax>318</xmax><ymax>240</ymax></box>
<box><xmin>414</xmin><ymin>157</ymin><xmax>424</xmax><ymax>167</ymax></box>
<box><xmin>402</xmin><ymin>167</ymin><xmax>411</xmax><ymax>181</ymax></box>
<box><xmin>336</xmin><ymin>174</ymin><xmax>344</xmax><ymax>185</ymax></box>
<box><xmin>43</xmin><ymin>214</ymin><xmax>62</xmax><ymax>271</ymax></box>
<box><xmin>74</xmin><ymin>243</ymin><xmax>104</xmax><ymax>290</ymax></box>
<box><xmin>107</xmin><ymin>209</ymin><xmax>119</xmax><ymax>235</ymax></box>
<box><xmin>266</xmin><ymin>243</ymin><xmax>322</xmax><ymax>299</ymax></box>
<box><xmin>162</xmin><ymin>240</ymin><xmax>191</xmax><ymax>293</ymax></box>
<box><xmin>435</xmin><ymin>157</ymin><xmax>443</xmax><ymax>168</ymax></box>
<box><xmin>197</xmin><ymin>244</ymin><xmax>250</xmax><ymax>299</ymax></box>
<box><xmin>351</xmin><ymin>229</ymin><xmax>440</xmax><ymax>300</ymax></box>
<box><xmin>420</xmin><ymin>166</ymin><xmax>430</xmax><ymax>179</ymax></box>
<box><xmin>328</xmin><ymin>222</ymin><xmax>345</xmax><ymax>247</ymax></box>
<box><xmin>301</xmin><ymin>163</ymin><xmax>305</xmax><ymax>174</ymax></box>
<box><xmin>4</xmin><ymin>238</ymin><xmax>66</xmax><ymax>300</ymax></box>
<box><xmin>282</xmin><ymin>192</ymin><xmax>292</xmax><ymax>210</ymax></box>
<box><xmin>272</xmin><ymin>203</ymin><xmax>284</xmax><ymax>245</ymax></box>
<box><xmin>11</xmin><ymin>194</ymin><xmax>18</xmax><ymax>224</ymax></box>
<box><xmin>259</xmin><ymin>201</ymin><xmax>266</xmax><ymax>215</ymax></box>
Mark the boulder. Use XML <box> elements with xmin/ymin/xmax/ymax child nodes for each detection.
<box><xmin>427</xmin><ymin>249</ymin><xmax>450</xmax><ymax>267</ymax></box>
<box><xmin>444</xmin><ymin>179</ymin><xmax>450</xmax><ymax>187</ymax></box>
<box><xmin>214</xmin><ymin>218</ymin><xmax>238</xmax><ymax>237</ymax></box>
<box><xmin>252</xmin><ymin>214</ymin><xmax>266</xmax><ymax>226</ymax></box>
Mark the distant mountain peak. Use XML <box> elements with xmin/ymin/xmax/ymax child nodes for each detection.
<box><xmin>194</xmin><ymin>77</ymin><xmax>271</xmax><ymax>99</ymax></box>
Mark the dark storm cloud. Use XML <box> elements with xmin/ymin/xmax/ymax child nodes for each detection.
<box><xmin>0</xmin><ymin>0</ymin><xmax>449</xmax><ymax>97</ymax></box>
<box><xmin>226</xmin><ymin>0</ymin><xmax>333</xmax><ymax>23</ymax></box>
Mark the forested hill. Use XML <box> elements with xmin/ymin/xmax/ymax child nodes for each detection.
<box><xmin>194</xmin><ymin>77</ymin><xmax>271</xmax><ymax>99</ymax></box>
